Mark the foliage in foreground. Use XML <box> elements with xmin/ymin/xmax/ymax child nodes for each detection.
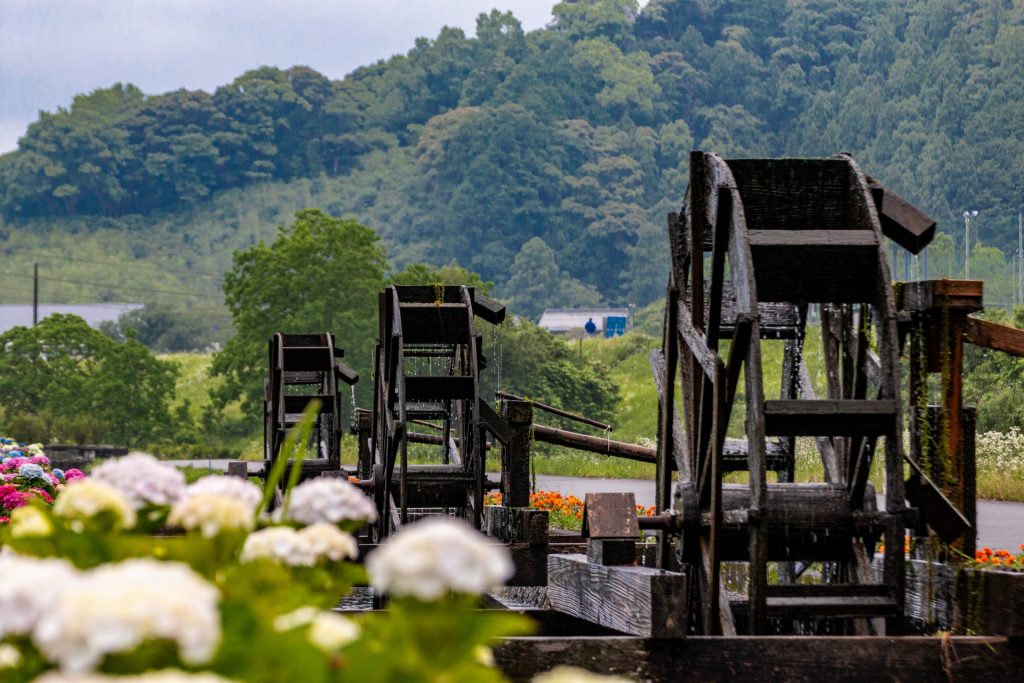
<box><xmin>0</xmin><ymin>412</ymin><xmax>532</xmax><ymax>683</ymax></box>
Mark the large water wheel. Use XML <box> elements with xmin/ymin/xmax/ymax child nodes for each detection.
<box><xmin>656</xmin><ymin>152</ymin><xmax>913</xmax><ymax>635</ymax></box>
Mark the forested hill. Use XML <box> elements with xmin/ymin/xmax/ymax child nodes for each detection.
<box><xmin>2</xmin><ymin>0</ymin><xmax>1023</xmax><ymax>314</ymax></box>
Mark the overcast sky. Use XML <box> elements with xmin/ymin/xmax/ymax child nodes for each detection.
<box><xmin>0</xmin><ymin>0</ymin><xmax>561</xmax><ymax>152</ymax></box>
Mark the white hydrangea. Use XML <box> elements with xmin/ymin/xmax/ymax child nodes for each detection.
<box><xmin>0</xmin><ymin>643</ymin><xmax>21</xmax><ymax>668</ymax></box>
<box><xmin>366</xmin><ymin>517</ymin><xmax>514</xmax><ymax>600</ymax></box>
<box><xmin>168</xmin><ymin>493</ymin><xmax>254</xmax><ymax>538</ymax></box>
<box><xmin>298</xmin><ymin>523</ymin><xmax>360</xmax><ymax>562</ymax></box>
<box><xmin>182</xmin><ymin>475</ymin><xmax>262</xmax><ymax>512</ymax></box>
<box><xmin>9</xmin><ymin>505</ymin><xmax>54</xmax><ymax>538</ymax></box>
<box><xmin>53</xmin><ymin>480</ymin><xmax>136</xmax><ymax>531</ymax></box>
<box><xmin>278</xmin><ymin>478</ymin><xmax>377</xmax><ymax>527</ymax></box>
<box><xmin>240</xmin><ymin>524</ymin><xmax>358</xmax><ymax>566</ymax></box>
<box><xmin>271</xmin><ymin>607</ymin><xmax>359</xmax><ymax>653</ymax></box>
<box><xmin>308</xmin><ymin>611</ymin><xmax>360</xmax><ymax>652</ymax></box>
<box><xmin>31</xmin><ymin>671</ymin><xmax>238</xmax><ymax>683</ymax></box>
<box><xmin>90</xmin><ymin>453</ymin><xmax>186</xmax><ymax>509</ymax></box>
<box><xmin>0</xmin><ymin>554</ymin><xmax>78</xmax><ymax>639</ymax></box>
<box><xmin>32</xmin><ymin>559</ymin><xmax>221</xmax><ymax>673</ymax></box>
<box><xmin>532</xmin><ymin>666</ymin><xmax>632</xmax><ymax>683</ymax></box>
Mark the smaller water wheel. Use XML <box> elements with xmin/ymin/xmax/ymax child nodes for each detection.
<box><xmin>368</xmin><ymin>285</ymin><xmax>506</xmax><ymax>538</ymax></box>
<box><xmin>264</xmin><ymin>332</ymin><xmax>358</xmax><ymax>486</ymax></box>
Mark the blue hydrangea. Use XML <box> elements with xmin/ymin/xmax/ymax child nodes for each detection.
<box><xmin>52</xmin><ymin>468</ymin><xmax>66</xmax><ymax>482</ymax></box>
<box><xmin>18</xmin><ymin>463</ymin><xmax>46</xmax><ymax>481</ymax></box>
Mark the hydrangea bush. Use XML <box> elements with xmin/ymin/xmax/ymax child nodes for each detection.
<box><xmin>0</xmin><ymin>410</ymin><xmax>532</xmax><ymax>683</ymax></box>
<box><xmin>0</xmin><ymin>438</ymin><xmax>81</xmax><ymax>524</ymax></box>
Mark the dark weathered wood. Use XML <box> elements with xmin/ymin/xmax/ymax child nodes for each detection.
<box><xmin>470</xmin><ymin>291</ymin><xmax>507</xmax><ymax>324</ymax></box>
<box><xmin>649</xmin><ymin>347</ymin><xmax>689</xmax><ymax>480</ymax></box>
<box><xmin>495</xmin><ymin>635</ymin><xmax>1024</xmax><ymax>682</ymax></box>
<box><xmin>868</xmin><ymin>181</ymin><xmax>936</xmax><ymax>254</ymax></box>
<box><xmin>747</xmin><ymin>231</ymin><xmax>880</xmax><ymax>303</ymax></box>
<box><xmin>897</xmin><ymin>279</ymin><xmax>984</xmax><ymax>313</ymax></box>
<box><xmin>965</xmin><ymin>316</ymin><xmax>1024</xmax><ymax>356</ymax></box>
<box><xmin>726</xmin><ymin>158</ymin><xmax>851</xmax><ymax>231</ymax></box>
<box><xmin>227</xmin><ymin>461</ymin><xmax>248</xmax><ymax>478</ymax></box>
<box><xmin>547</xmin><ymin>554</ymin><xmax>688</xmax><ymax>638</ymax></box>
<box><xmin>587</xmin><ymin>539</ymin><xmax>637</xmax><ymax>566</ymax></box>
<box><xmin>531</xmin><ymin>424</ymin><xmax>654</xmax><ymax>463</ymax></box>
<box><xmin>499</xmin><ymin>399</ymin><xmax>532</xmax><ymax>508</ymax></box>
<box><xmin>763</xmin><ymin>399</ymin><xmax>897</xmax><ymax>437</ymax></box>
<box><xmin>404</xmin><ymin>376</ymin><xmax>474</xmax><ymax>401</ymax></box>
<box><xmin>582</xmin><ymin>493</ymin><xmax>639</xmax><ymax>539</ymax></box>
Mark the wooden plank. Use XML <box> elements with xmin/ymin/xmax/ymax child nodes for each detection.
<box><xmin>494</xmin><ymin>635</ymin><xmax>1024</xmax><ymax>682</ymax></box>
<box><xmin>868</xmin><ymin>181</ymin><xmax>936</xmax><ymax>254</ymax></box>
<box><xmin>726</xmin><ymin>158</ymin><xmax>850</xmax><ymax>232</ymax></box>
<box><xmin>470</xmin><ymin>291</ymin><xmax>506</xmax><ymax>324</ymax></box>
<box><xmin>649</xmin><ymin>348</ymin><xmax>689</xmax><ymax>480</ymax></box>
<box><xmin>965</xmin><ymin>316</ymin><xmax>1024</xmax><ymax>356</ymax></box>
<box><xmin>479</xmin><ymin>400</ymin><xmax>515</xmax><ymax>447</ymax></box>
<box><xmin>675</xmin><ymin>299</ymin><xmax>719</xmax><ymax>380</ymax></box>
<box><xmin>499</xmin><ymin>400</ymin><xmax>532</xmax><ymax>508</ymax></box>
<box><xmin>763</xmin><ymin>399</ymin><xmax>897</xmax><ymax>437</ymax></box>
<box><xmin>282</xmin><ymin>346</ymin><xmax>333</xmax><ymax>371</ymax></box>
<box><xmin>546</xmin><ymin>554</ymin><xmax>688</xmax><ymax>638</ymax></box>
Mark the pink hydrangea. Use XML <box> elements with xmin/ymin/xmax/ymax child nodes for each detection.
<box><xmin>0</xmin><ymin>516</ymin><xmax>9</xmax><ymax>524</ymax></box>
<box><xmin>64</xmin><ymin>469</ymin><xmax>86</xmax><ymax>482</ymax></box>
<box><xmin>32</xmin><ymin>488</ymin><xmax>54</xmax><ymax>504</ymax></box>
<box><xmin>1</xmin><ymin>490</ymin><xmax>29</xmax><ymax>510</ymax></box>
<box><xmin>30</xmin><ymin>455</ymin><xmax>50</xmax><ymax>466</ymax></box>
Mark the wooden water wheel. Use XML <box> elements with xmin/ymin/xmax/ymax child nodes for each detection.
<box><xmin>264</xmin><ymin>332</ymin><xmax>358</xmax><ymax>484</ymax></box>
<box><xmin>655</xmin><ymin>152</ymin><xmax>914</xmax><ymax>635</ymax></box>
<box><xmin>367</xmin><ymin>285</ymin><xmax>507</xmax><ymax>538</ymax></box>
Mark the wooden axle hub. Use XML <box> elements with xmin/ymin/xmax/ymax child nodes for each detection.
<box><xmin>674</xmin><ymin>483</ymin><xmax>892</xmax><ymax>562</ymax></box>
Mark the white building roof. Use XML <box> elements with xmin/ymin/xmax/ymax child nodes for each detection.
<box><xmin>537</xmin><ymin>308</ymin><xmax>631</xmax><ymax>333</ymax></box>
<box><xmin>0</xmin><ymin>303</ymin><xmax>144</xmax><ymax>335</ymax></box>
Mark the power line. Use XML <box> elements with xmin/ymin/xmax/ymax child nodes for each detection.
<box><xmin>4</xmin><ymin>271</ymin><xmax>222</xmax><ymax>300</ymax></box>
<box><xmin>6</xmin><ymin>250</ymin><xmax>225</xmax><ymax>279</ymax></box>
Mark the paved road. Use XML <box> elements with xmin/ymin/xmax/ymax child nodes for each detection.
<box><xmin>174</xmin><ymin>461</ymin><xmax>1024</xmax><ymax>551</ymax></box>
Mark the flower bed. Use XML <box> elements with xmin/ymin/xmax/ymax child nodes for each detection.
<box><xmin>0</xmin><ymin>438</ymin><xmax>84</xmax><ymax>524</ymax></box>
<box><xmin>485</xmin><ymin>490</ymin><xmax>656</xmax><ymax>531</ymax></box>
<box><xmin>1</xmin><ymin>414</ymin><xmax>608</xmax><ymax>683</ymax></box>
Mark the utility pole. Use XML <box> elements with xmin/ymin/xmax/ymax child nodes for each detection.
<box><xmin>32</xmin><ymin>263</ymin><xmax>38</xmax><ymax>326</ymax></box>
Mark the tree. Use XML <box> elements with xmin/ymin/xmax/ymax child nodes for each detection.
<box><xmin>211</xmin><ymin>209</ymin><xmax>388</xmax><ymax>415</ymax></box>
<box><xmin>0</xmin><ymin>314</ymin><xmax>177</xmax><ymax>445</ymax></box>
<box><xmin>502</xmin><ymin>237</ymin><xmax>603</xmax><ymax>320</ymax></box>
<box><xmin>389</xmin><ymin>262</ymin><xmax>493</xmax><ymax>294</ymax></box>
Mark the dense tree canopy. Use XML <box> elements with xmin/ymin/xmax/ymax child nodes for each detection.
<box><xmin>2</xmin><ymin>0</ymin><xmax>1023</xmax><ymax>315</ymax></box>
<box><xmin>0</xmin><ymin>314</ymin><xmax>178</xmax><ymax>445</ymax></box>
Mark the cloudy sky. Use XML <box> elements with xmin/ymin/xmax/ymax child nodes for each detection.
<box><xmin>0</xmin><ymin>0</ymin><xmax>560</xmax><ymax>152</ymax></box>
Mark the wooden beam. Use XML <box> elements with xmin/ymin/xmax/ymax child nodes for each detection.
<box><xmin>547</xmin><ymin>554</ymin><xmax>688</xmax><ymax>638</ymax></box>
<box><xmin>494</xmin><ymin>635</ymin><xmax>1024</xmax><ymax>682</ymax></box>
<box><xmin>763</xmin><ymin>400</ymin><xmax>897</xmax><ymax>437</ymax></box>
<box><xmin>965</xmin><ymin>316</ymin><xmax>1024</xmax><ymax>356</ymax></box>
<box><xmin>532</xmin><ymin>423</ymin><xmax>655</xmax><ymax>463</ymax></box>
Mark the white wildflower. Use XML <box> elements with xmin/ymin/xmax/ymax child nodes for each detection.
<box><xmin>53</xmin><ymin>480</ymin><xmax>136</xmax><ymax>531</ymax></box>
<box><xmin>168</xmin><ymin>493</ymin><xmax>254</xmax><ymax>538</ymax></box>
<box><xmin>366</xmin><ymin>517</ymin><xmax>513</xmax><ymax>600</ymax></box>
<box><xmin>532</xmin><ymin>666</ymin><xmax>632</xmax><ymax>683</ymax></box>
<box><xmin>31</xmin><ymin>670</ymin><xmax>238</xmax><ymax>683</ymax></box>
<box><xmin>0</xmin><ymin>554</ymin><xmax>78</xmax><ymax>638</ymax></box>
<box><xmin>32</xmin><ymin>559</ymin><xmax>220</xmax><ymax>673</ymax></box>
<box><xmin>298</xmin><ymin>523</ymin><xmax>359</xmax><ymax>562</ymax></box>
<box><xmin>0</xmin><ymin>643</ymin><xmax>22</xmax><ymax>668</ymax></box>
<box><xmin>240</xmin><ymin>524</ymin><xmax>358</xmax><ymax>566</ymax></box>
<box><xmin>90</xmin><ymin>453</ymin><xmax>185</xmax><ymax>509</ymax></box>
<box><xmin>278</xmin><ymin>477</ymin><xmax>377</xmax><ymax>527</ymax></box>
<box><xmin>308</xmin><ymin>611</ymin><xmax>360</xmax><ymax>652</ymax></box>
<box><xmin>183</xmin><ymin>475</ymin><xmax>262</xmax><ymax>512</ymax></box>
<box><xmin>9</xmin><ymin>505</ymin><xmax>53</xmax><ymax>538</ymax></box>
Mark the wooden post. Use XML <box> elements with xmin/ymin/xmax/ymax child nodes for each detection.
<box><xmin>500</xmin><ymin>399</ymin><xmax>532</xmax><ymax>508</ymax></box>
